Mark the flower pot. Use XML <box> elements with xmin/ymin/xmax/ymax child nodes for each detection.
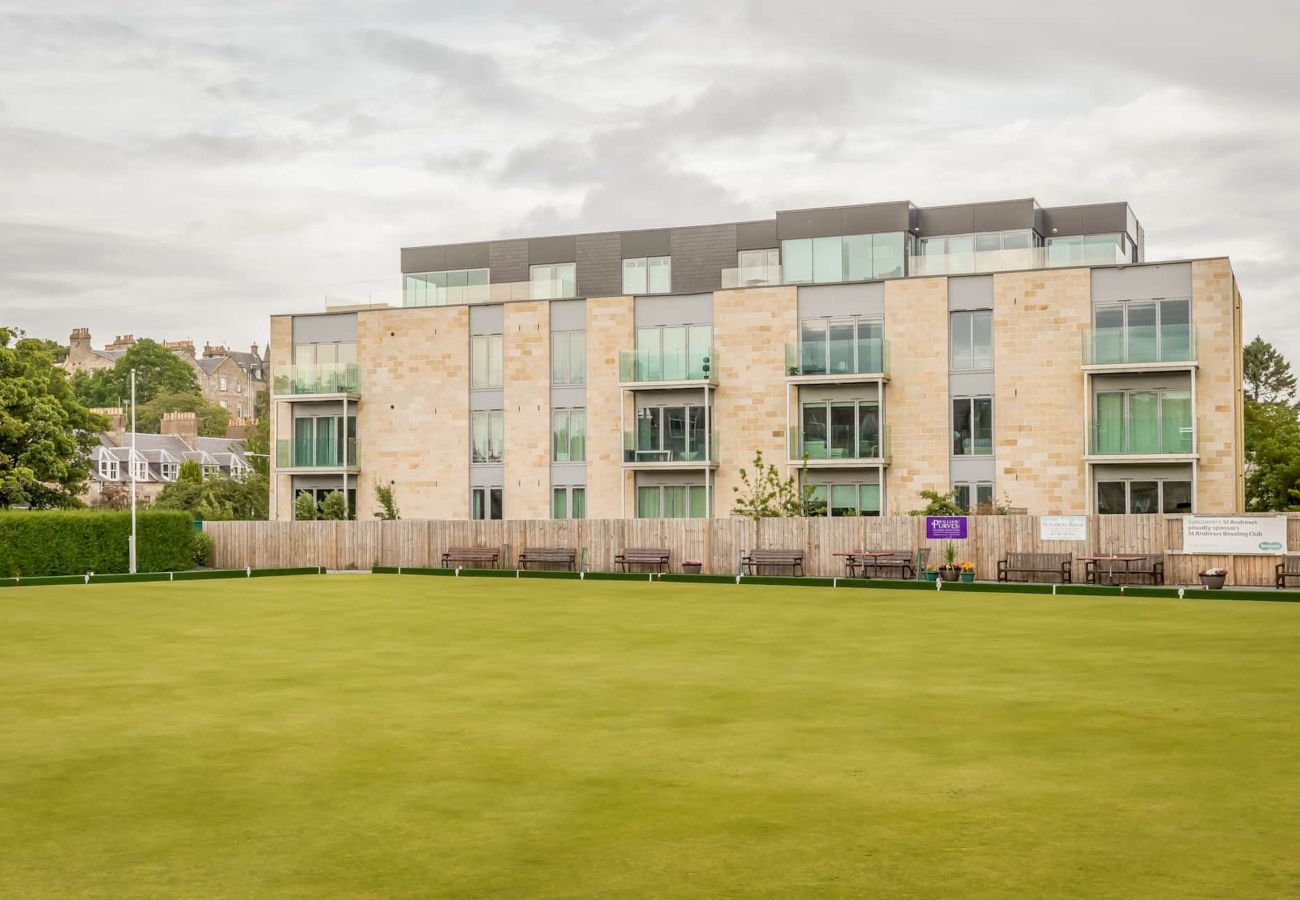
<box><xmin>923</xmin><ymin>570</ymin><xmax>938</xmax><ymax>582</ymax></box>
<box><xmin>938</xmin><ymin>566</ymin><xmax>958</xmax><ymax>581</ymax></box>
<box><xmin>959</xmin><ymin>571</ymin><xmax>975</xmax><ymax>583</ymax></box>
<box><xmin>682</xmin><ymin>563</ymin><xmax>702</xmax><ymax>575</ymax></box>
<box><xmin>1200</xmin><ymin>573</ymin><xmax>1227</xmax><ymax>590</ymax></box>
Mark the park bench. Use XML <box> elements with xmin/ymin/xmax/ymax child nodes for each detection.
<box><xmin>1084</xmin><ymin>554</ymin><xmax>1163</xmax><ymax>585</ymax></box>
<box><xmin>1276</xmin><ymin>554</ymin><xmax>1300</xmax><ymax>589</ymax></box>
<box><xmin>852</xmin><ymin>549</ymin><xmax>924</xmax><ymax>580</ymax></box>
<box><xmin>615</xmin><ymin>547</ymin><xmax>670</xmax><ymax>573</ymax></box>
<box><xmin>441</xmin><ymin>547</ymin><xmax>501</xmax><ymax>569</ymax></box>
<box><xmin>517</xmin><ymin>547</ymin><xmax>577</xmax><ymax>571</ymax></box>
<box><xmin>741</xmin><ymin>549</ymin><xmax>805</xmax><ymax>576</ymax></box>
<box><xmin>998</xmin><ymin>552</ymin><xmax>1072</xmax><ymax>584</ymax></box>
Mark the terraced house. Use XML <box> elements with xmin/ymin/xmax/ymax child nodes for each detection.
<box><xmin>267</xmin><ymin>198</ymin><xmax>1245</xmax><ymax>521</ymax></box>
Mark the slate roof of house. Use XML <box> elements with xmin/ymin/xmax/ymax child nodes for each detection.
<box><xmin>92</xmin><ymin>432</ymin><xmax>248</xmax><ymax>484</ymax></box>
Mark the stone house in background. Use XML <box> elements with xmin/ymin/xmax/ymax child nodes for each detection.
<box><xmin>64</xmin><ymin>328</ymin><xmax>268</xmax><ymax>418</ymax></box>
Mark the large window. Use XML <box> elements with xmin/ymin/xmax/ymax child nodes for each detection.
<box><xmin>1097</xmin><ymin>479</ymin><xmax>1192</xmax><ymax>514</ymax></box>
<box><xmin>292</xmin><ymin>415</ymin><xmax>356</xmax><ymax>466</ymax></box>
<box><xmin>551</xmin><ymin>331</ymin><xmax>586</xmax><ymax>385</ymax></box>
<box><xmin>471</xmin><ymin>334</ymin><xmax>503</xmax><ymax>389</ymax></box>
<box><xmin>1046</xmin><ymin>233</ymin><xmax>1134</xmax><ymax>267</ymax></box>
<box><xmin>98</xmin><ymin>453</ymin><xmax>120</xmax><ymax>480</ymax></box>
<box><xmin>782</xmin><ymin>232</ymin><xmax>905</xmax><ymax>284</ymax></box>
<box><xmin>731</xmin><ymin>248</ymin><xmax>781</xmax><ymax>287</ymax></box>
<box><xmin>1092</xmin><ymin>298</ymin><xmax>1191</xmax><ymax>364</ymax></box>
<box><xmin>953</xmin><ymin>482</ymin><xmax>994</xmax><ymax>513</ymax></box>
<box><xmin>636</xmin><ymin>485</ymin><xmax>710</xmax><ymax>518</ymax></box>
<box><xmin>622</xmin><ymin>256</ymin><xmax>671</xmax><ymax>294</ymax></box>
<box><xmin>635</xmin><ymin>324</ymin><xmax>713</xmax><ymax>381</ymax></box>
<box><xmin>806</xmin><ymin>482</ymin><xmax>880</xmax><ymax>517</ymax></box>
<box><xmin>799</xmin><ymin>400</ymin><xmax>880</xmax><ymax>460</ymax></box>
<box><xmin>632</xmin><ymin>405</ymin><xmax>710</xmax><ymax>461</ymax></box>
<box><xmin>552</xmin><ymin>486</ymin><xmax>586</xmax><ymax>520</ymax></box>
<box><xmin>797</xmin><ymin>317</ymin><xmax>884</xmax><ymax>375</ymax></box>
<box><xmin>294</xmin><ymin>487</ymin><xmax>357</xmax><ymax>520</ymax></box>
<box><xmin>950</xmin><ymin>311</ymin><xmax>993</xmax><ymax>370</ymax></box>
<box><xmin>1093</xmin><ymin>390</ymin><xmax>1192</xmax><ymax>454</ymax></box>
<box><xmin>404</xmin><ymin>268</ymin><xmax>489</xmax><ymax>307</ymax></box>
<box><xmin>471</xmin><ymin>410</ymin><xmax>504</xmax><ymax>463</ymax></box>
<box><xmin>552</xmin><ymin>409</ymin><xmax>586</xmax><ymax>462</ymax></box>
<box><xmin>472</xmin><ymin>487</ymin><xmax>503</xmax><ymax>520</ymax></box>
<box><xmin>916</xmin><ymin>230</ymin><xmax>1036</xmax><ymax>275</ymax></box>
<box><xmin>952</xmin><ymin>397</ymin><xmax>993</xmax><ymax>456</ymax></box>
<box><xmin>530</xmin><ymin>263</ymin><xmax>576</xmax><ymax>300</ymax></box>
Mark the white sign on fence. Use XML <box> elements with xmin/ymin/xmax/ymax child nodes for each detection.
<box><xmin>1182</xmin><ymin>516</ymin><xmax>1288</xmax><ymax>555</ymax></box>
<box><xmin>1039</xmin><ymin>515</ymin><xmax>1088</xmax><ymax>542</ymax></box>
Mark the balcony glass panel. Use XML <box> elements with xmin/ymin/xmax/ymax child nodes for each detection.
<box><xmin>783</xmin><ymin>239</ymin><xmax>812</xmax><ymax>284</ymax></box>
<box><xmin>857</xmin><ymin>321</ymin><xmax>884</xmax><ymax>373</ymax></box>
<box><xmin>800</xmin><ymin>320</ymin><xmax>826</xmax><ymax>375</ymax></box>
<box><xmin>273</xmin><ymin>363</ymin><xmax>361</xmax><ymax>395</ymax></box>
<box><xmin>828</xmin><ymin>320</ymin><xmax>855</xmax><ymax>373</ymax></box>
<box><xmin>1160</xmin><ymin>298</ymin><xmax>1192</xmax><ymax>361</ymax></box>
<box><xmin>662</xmin><ymin>326</ymin><xmax>687</xmax><ymax>382</ymax></box>
<box><xmin>801</xmin><ymin>404</ymin><xmax>829</xmax><ymax>459</ymax></box>
<box><xmin>1162</xmin><ymin>392</ymin><xmax>1193</xmax><ymax>453</ymax></box>
<box><xmin>844</xmin><ymin>234</ymin><xmax>871</xmax><ymax>281</ymax></box>
<box><xmin>829</xmin><ymin>402</ymin><xmax>856</xmax><ymax>458</ymax></box>
<box><xmin>1126</xmin><ymin>302</ymin><xmax>1158</xmax><ymax>363</ymax></box>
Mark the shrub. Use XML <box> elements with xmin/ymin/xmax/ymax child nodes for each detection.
<box><xmin>293</xmin><ymin>492</ymin><xmax>319</xmax><ymax>521</ymax></box>
<box><xmin>319</xmin><ymin>491</ymin><xmax>348</xmax><ymax>520</ymax></box>
<box><xmin>191</xmin><ymin>531</ymin><xmax>215</xmax><ymax>568</ymax></box>
<box><xmin>0</xmin><ymin>510</ymin><xmax>196</xmax><ymax>577</ymax></box>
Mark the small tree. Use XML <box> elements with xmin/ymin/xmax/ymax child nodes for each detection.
<box><xmin>91</xmin><ymin>483</ymin><xmax>130</xmax><ymax>510</ymax></box>
<box><xmin>177</xmin><ymin>459</ymin><xmax>204</xmax><ymax>484</ymax></box>
<box><xmin>374</xmin><ymin>483</ymin><xmax>400</xmax><ymax>520</ymax></box>
<box><xmin>1243</xmin><ymin>337</ymin><xmax>1297</xmax><ymax>407</ymax></box>
<box><xmin>294</xmin><ymin>492</ymin><xmax>319</xmax><ymax>521</ymax></box>
<box><xmin>731</xmin><ymin>450</ymin><xmax>815</xmax><ymax>519</ymax></box>
<box><xmin>909</xmin><ymin>489</ymin><xmax>964</xmax><ymax>516</ymax></box>
<box><xmin>318</xmin><ymin>490</ymin><xmax>348</xmax><ymax>520</ymax></box>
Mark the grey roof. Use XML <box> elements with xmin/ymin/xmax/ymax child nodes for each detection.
<box><xmin>195</xmin><ymin>357</ymin><xmax>225</xmax><ymax>375</ymax></box>
<box><xmin>91</xmin><ymin>431</ymin><xmax>248</xmax><ymax>484</ymax></box>
<box><xmin>90</xmin><ymin>348</ymin><xmax>125</xmax><ymax>362</ymax></box>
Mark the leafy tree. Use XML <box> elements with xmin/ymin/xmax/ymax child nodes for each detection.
<box><xmin>1243</xmin><ymin>337</ymin><xmax>1297</xmax><ymax>407</ymax></box>
<box><xmin>91</xmin><ymin>483</ymin><xmax>130</xmax><ymax>510</ymax></box>
<box><xmin>374</xmin><ymin>483</ymin><xmax>400</xmax><ymax>520</ymax></box>
<box><xmin>155</xmin><ymin>470</ymin><xmax>269</xmax><ymax>521</ymax></box>
<box><xmin>909</xmin><ymin>489</ymin><xmax>965</xmax><ymax>516</ymax></box>
<box><xmin>177</xmin><ymin>459</ymin><xmax>204</xmax><ymax>484</ymax></box>
<box><xmin>0</xmin><ymin>327</ymin><xmax>106</xmax><ymax>508</ymax></box>
<box><xmin>1245</xmin><ymin>401</ymin><xmax>1300</xmax><ymax>511</ymax></box>
<box><xmin>294</xmin><ymin>492</ymin><xmax>319</xmax><ymax>521</ymax></box>
<box><xmin>319</xmin><ymin>490</ymin><xmax>348</xmax><ymax>520</ymax></box>
<box><xmin>133</xmin><ymin>389</ymin><xmax>230</xmax><ymax>437</ymax></box>
<box><xmin>24</xmin><ymin>337</ymin><xmax>68</xmax><ymax>364</ymax></box>
<box><xmin>242</xmin><ymin>391</ymin><xmax>270</xmax><ymax>478</ymax></box>
<box><xmin>74</xmin><ymin>338</ymin><xmax>200</xmax><ymax>408</ymax></box>
<box><xmin>731</xmin><ymin>450</ymin><xmax>814</xmax><ymax>519</ymax></box>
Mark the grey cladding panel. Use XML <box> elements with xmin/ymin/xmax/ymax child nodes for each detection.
<box><xmin>576</xmin><ymin>233</ymin><xmax>621</xmax><ymax>297</ymax></box>
<box><xmin>549</xmin><ymin>299</ymin><xmax>586</xmax><ymax>331</ymax></box>
<box><xmin>634</xmin><ymin>293</ymin><xmax>713</xmax><ymax>327</ymax></box>
<box><xmin>550</xmin><ymin>385</ymin><xmax>586</xmax><ymax>407</ymax></box>
<box><xmin>550</xmin><ymin>462</ymin><xmax>587</xmax><ymax>486</ymax></box>
<box><xmin>669</xmin><ymin>225</ymin><xmax>735</xmax><ymax>293</ymax></box>
<box><xmin>620</xmin><ymin>229</ymin><xmax>670</xmax><ymax>258</ymax></box>
<box><xmin>1093</xmin><ymin>463</ymin><xmax>1193</xmax><ymax>481</ymax></box>
<box><xmin>797</xmin><ymin>383</ymin><xmax>883</xmax><ymax>403</ymax></box>
<box><xmin>444</xmin><ymin>242</ymin><xmax>491</xmax><ymax>270</ymax></box>
<box><xmin>470</xmin><ymin>465</ymin><xmax>503</xmax><ymax>488</ymax></box>
<box><xmin>777</xmin><ymin>207</ymin><xmax>843</xmax><ymax>240</ymax></box>
<box><xmin>950</xmin><ymin>457</ymin><xmax>997</xmax><ymax>483</ymax></box>
<box><xmin>470</xmin><ymin>304</ymin><xmax>504</xmax><ymax>334</ymax></box>
<box><xmin>1091</xmin><ymin>263</ymin><xmax>1191</xmax><ymax>302</ymax></box>
<box><xmin>401</xmin><ymin>246</ymin><xmax>444</xmax><ymax>274</ymax></box>
<box><xmin>948</xmin><ymin>276</ymin><xmax>994</xmax><ymax>310</ymax></box>
<box><xmin>469</xmin><ymin>388</ymin><xmax>504</xmax><ymax>409</ymax></box>
<box><xmin>489</xmin><ymin>240</ymin><xmax>528</xmax><ymax>284</ymax></box>
<box><xmin>735</xmin><ymin>220</ymin><xmax>778</xmax><ymax>250</ymax></box>
<box><xmin>1090</xmin><ymin>371</ymin><xmax>1193</xmax><ymax>394</ymax></box>
<box><xmin>840</xmin><ymin>202</ymin><xmax>912</xmax><ymax>235</ymax></box>
<box><xmin>950</xmin><ymin>372</ymin><xmax>994</xmax><ymax>395</ymax></box>
<box><xmin>918</xmin><ymin>200</ymin><xmax>1036</xmax><ymax>236</ymax></box>
<box><xmin>529</xmin><ymin>235</ymin><xmax>577</xmax><ymax>265</ymax></box>
<box><xmin>801</xmin><ymin>470</ymin><xmax>882</xmax><ymax>486</ymax></box>
<box><xmin>293</xmin><ymin>313</ymin><xmax>357</xmax><ymax>344</ymax></box>
<box><xmin>1042</xmin><ymin>203</ymin><xmax>1131</xmax><ymax>237</ymax></box>
<box><xmin>798</xmin><ymin>283</ymin><xmax>884</xmax><ymax>319</ymax></box>
<box><xmin>634</xmin><ymin>388</ymin><xmax>708</xmax><ymax>410</ymax></box>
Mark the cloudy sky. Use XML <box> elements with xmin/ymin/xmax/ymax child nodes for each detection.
<box><xmin>3</xmin><ymin>0</ymin><xmax>1297</xmax><ymax>360</ymax></box>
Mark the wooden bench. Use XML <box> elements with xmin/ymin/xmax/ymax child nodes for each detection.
<box><xmin>998</xmin><ymin>552</ymin><xmax>1072</xmax><ymax>584</ymax></box>
<box><xmin>1276</xmin><ymin>554</ymin><xmax>1300</xmax><ymax>589</ymax></box>
<box><xmin>615</xmin><ymin>547</ymin><xmax>670</xmax><ymax>573</ymax></box>
<box><xmin>517</xmin><ymin>547</ymin><xmax>577</xmax><ymax>571</ymax></box>
<box><xmin>853</xmin><ymin>550</ymin><xmax>920</xmax><ymax>580</ymax></box>
<box><xmin>741</xmin><ymin>549</ymin><xmax>805</xmax><ymax>576</ymax></box>
<box><xmin>1084</xmin><ymin>554</ymin><xmax>1163</xmax><ymax>585</ymax></box>
<box><xmin>441</xmin><ymin>547</ymin><xmax>500</xmax><ymax>569</ymax></box>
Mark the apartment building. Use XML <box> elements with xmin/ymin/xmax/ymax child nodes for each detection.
<box><xmin>268</xmin><ymin>198</ymin><xmax>1244</xmax><ymax>521</ymax></box>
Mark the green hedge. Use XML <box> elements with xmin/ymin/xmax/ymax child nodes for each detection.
<box><xmin>0</xmin><ymin>510</ymin><xmax>196</xmax><ymax>577</ymax></box>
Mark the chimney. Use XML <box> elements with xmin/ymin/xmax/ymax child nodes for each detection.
<box><xmin>250</xmin><ymin>341</ymin><xmax>259</xmax><ymax>358</ymax></box>
<box><xmin>91</xmin><ymin>406</ymin><xmax>126</xmax><ymax>445</ymax></box>
<box><xmin>67</xmin><ymin>328</ymin><xmax>93</xmax><ymax>367</ymax></box>
<box><xmin>225</xmin><ymin>417</ymin><xmax>254</xmax><ymax>440</ymax></box>
<box><xmin>203</xmin><ymin>342</ymin><xmax>228</xmax><ymax>359</ymax></box>
<box><xmin>106</xmin><ymin>334</ymin><xmax>136</xmax><ymax>352</ymax></box>
<box><xmin>163</xmin><ymin>339</ymin><xmax>195</xmax><ymax>360</ymax></box>
<box><xmin>161</xmin><ymin>410</ymin><xmax>199</xmax><ymax>450</ymax></box>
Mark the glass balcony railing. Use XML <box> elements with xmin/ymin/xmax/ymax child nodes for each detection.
<box><xmin>1083</xmin><ymin>324</ymin><xmax>1196</xmax><ymax>366</ymax></box>
<box><xmin>721</xmin><ymin>264</ymin><xmax>783</xmax><ymax>289</ymax></box>
<box><xmin>907</xmin><ymin>243</ymin><xmax>1129</xmax><ymax>277</ymax></box>
<box><xmin>403</xmin><ymin>278</ymin><xmax>578</xmax><ymax>307</ymax></box>
<box><xmin>276</xmin><ymin>438</ymin><xmax>359</xmax><ymax>468</ymax></box>
<box><xmin>618</xmin><ymin>348</ymin><xmax>718</xmax><ymax>384</ymax></box>
<box><xmin>788</xmin><ymin>426</ymin><xmax>890</xmax><ymax>462</ymax></box>
<box><xmin>272</xmin><ymin>363</ymin><xmax>361</xmax><ymax>396</ymax></box>
<box><xmin>1090</xmin><ymin>421</ymin><xmax>1193</xmax><ymax>456</ymax></box>
<box><xmin>622</xmin><ymin>431</ymin><xmax>718</xmax><ymax>464</ymax></box>
<box><xmin>784</xmin><ymin>338</ymin><xmax>888</xmax><ymax>377</ymax></box>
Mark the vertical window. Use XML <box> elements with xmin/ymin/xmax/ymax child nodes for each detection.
<box><xmin>782</xmin><ymin>239</ymin><xmax>812</xmax><ymax>284</ymax></box>
<box><xmin>551</xmin><ymin>331</ymin><xmax>586</xmax><ymax>385</ymax></box>
<box><xmin>635</xmin><ymin>324</ymin><xmax>712</xmax><ymax>381</ymax></box>
<box><xmin>471</xmin><ymin>411</ymin><xmax>504</xmax><ymax>463</ymax></box>
<box><xmin>805</xmin><ymin>482</ymin><xmax>881</xmax><ymax>516</ymax></box>
<box><xmin>952</xmin><ymin>397</ymin><xmax>993</xmax><ymax>455</ymax></box>
<box><xmin>552</xmin><ymin>409</ymin><xmax>586</xmax><ymax>462</ymax></box>
<box><xmin>799</xmin><ymin>401</ymin><xmax>880</xmax><ymax>459</ymax></box>
<box><xmin>636</xmin><ymin>485</ymin><xmax>709</xmax><ymax>518</ymax></box>
<box><xmin>471</xmin><ymin>334</ymin><xmax>503</xmax><ymax>389</ymax></box>
<box><xmin>219</xmin><ymin>376</ymin><xmax>228</xmax><ymax>391</ymax></box>
<box><xmin>636</xmin><ymin>486</ymin><xmax>660</xmax><ymax>518</ymax></box>
<box><xmin>812</xmin><ymin>236</ymin><xmax>844</xmax><ymax>283</ymax></box>
<box><xmin>622</xmin><ymin>257</ymin><xmax>671</xmax><ymax>294</ymax></box>
<box><xmin>736</xmin><ymin>248</ymin><xmax>779</xmax><ymax>285</ymax></box>
<box><xmin>551</xmin><ymin>487</ymin><xmax>585</xmax><ymax>519</ymax></box>
<box><xmin>472</xmin><ymin>487</ymin><xmax>503</xmax><ymax>520</ymax></box>
<box><xmin>552</xmin><ymin>487</ymin><xmax>567</xmax><ymax>519</ymax></box>
<box><xmin>531</xmin><ymin>263</ymin><xmax>576</xmax><ymax>300</ymax></box>
<box><xmin>950</xmin><ymin>311</ymin><xmax>992</xmax><ymax>370</ymax></box>
<box><xmin>953</xmin><ymin>482</ymin><xmax>994</xmax><ymax>513</ymax></box>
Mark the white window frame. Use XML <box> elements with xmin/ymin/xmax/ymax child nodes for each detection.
<box><xmin>552</xmin><ymin>408</ymin><xmax>586</xmax><ymax>463</ymax></box>
<box><xmin>530</xmin><ymin>263</ymin><xmax>576</xmax><ymax>300</ymax></box>
<box><xmin>1095</xmin><ymin>478</ymin><xmax>1193</xmax><ymax>515</ymax></box>
<box><xmin>951</xmin><ymin>396</ymin><xmax>994</xmax><ymax>457</ymax></box>
<box><xmin>622</xmin><ymin>256</ymin><xmax>671</xmax><ymax>294</ymax></box>
<box><xmin>98</xmin><ymin>452</ymin><xmax>120</xmax><ymax>481</ymax></box>
<box><xmin>551</xmin><ymin>330</ymin><xmax>586</xmax><ymax>385</ymax></box>
<box><xmin>471</xmin><ymin>486</ymin><xmax>503</xmax><ymax>520</ymax></box>
<box><xmin>806</xmin><ymin>481</ymin><xmax>882</xmax><ymax>517</ymax></box>
<box><xmin>949</xmin><ymin>310</ymin><xmax>993</xmax><ymax>371</ymax></box>
<box><xmin>471</xmin><ymin>410</ymin><xmax>504</xmax><ymax>464</ymax></box>
<box><xmin>470</xmin><ymin>334</ymin><xmax>504</xmax><ymax>389</ymax></box>
<box><xmin>552</xmin><ymin>486</ymin><xmax>586</xmax><ymax>520</ymax></box>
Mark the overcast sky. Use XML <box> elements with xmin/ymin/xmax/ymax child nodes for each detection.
<box><xmin>3</xmin><ymin>1</ymin><xmax>1297</xmax><ymax>361</ymax></box>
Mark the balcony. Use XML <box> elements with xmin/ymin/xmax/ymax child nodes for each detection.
<box><xmin>1083</xmin><ymin>324</ymin><xmax>1197</xmax><ymax>370</ymax></box>
<box><xmin>788</xmin><ymin>426</ymin><xmax>890</xmax><ymax>467</ymax></box>
<box><xmin>622</xmin><ymin>431</ymin><xmax>718</xmax><ymax>468</ymax></box>
<box><xmin>275</xmin><ymin>438</ymin><xmax>360</xmax><ymax>471</ymax></box>
<box><xmin>403</xmin><ymin>277</ymin><xmax>578</xmax><ymax>307</ymax></box>
<box><xmin>618</xmin><ymin>348</ymin><xmax>718</xmax><ymax>388</ymax></box>
<box><xmin>784</xmin><ymin>338</ymin><xmax>889</xmax><ymax>381</ymax></box>
<box><xmin>1088</xmin><ymin>421</ymin><xmax>1195</xmax><ymax>460</ymax></box>
<box><xmin>907</xmin><ymin>243</ymin><xmax>1129</xmax><ymax>277</ymax></box>
<box><xmin>721</xmin><ymin>264</ymin><xmax>783</xmax><ymax>289</ymax></box>
<box><xmin>272</xmin><ymin>363</ymin><xmax>361</xmax><ymax>398</ymax></box>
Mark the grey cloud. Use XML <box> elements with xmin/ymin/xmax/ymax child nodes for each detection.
<box><xmin>352</xmin><ymin>28</ymin><xmax>531</xmax><ymax>108</ymax></box>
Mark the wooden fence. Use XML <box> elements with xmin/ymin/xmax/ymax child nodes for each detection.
<box><xmin>204</xmin><ymin>515</ymin><xmax>1300</xmax><ymax>587</ymax></box>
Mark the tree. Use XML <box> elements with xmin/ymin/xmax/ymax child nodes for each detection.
<box><xmin>242</xmin><ymin>391</ymin><xmax>270</xmax><ymax>478</ymax></box>
<box><xmin>294</xmin><ymin>492</ymin><xmax>319</xmax><ymax>521</ymax></box>
<box><xmin>731</xmin><ymin>450</ymin><xmax>814</xmax><ymax>519</ymax></box>
<box><xmin>74</xmin><ymin>338</ymin><xmax>200</xmax><ymax>408</ymax></box>
<box><xmin>0</xmin><ymin>327</ymin><xmax>106</xmax><ymax>508</ymax></box>
<box><xmin>134</xmin><ymin>390</ymin><xmax>230</xmax><ymax>437</ymax></box>
<box><xmin>1243</xmin><ymin>337</ymin><xmax>1297</xmax><ymax>407</ymax></box>
<box><xmin>319</xmin><ymin>490</ymin><xmax>348</xmax><ymax>520</ymax></box>
<box><xmin>1244</xmin><ymin>401</ymin><xmax>1300</xmax><ymax>511</ymax></box>
<box><xmin>91</xmin><ymin>483</ymin><xmax>130</xmax><ymax>510</ymax></box>
<box><xmin>374</xmin><ymin>483</ymin><xmax>400</xmax><ymax>520</ymax></box>
<box><xmin>909</xmin><ymin>489</ymin><xmax>965</xmax><ymax>516</ymax></box>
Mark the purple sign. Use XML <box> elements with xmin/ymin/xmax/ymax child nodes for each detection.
<box><xmin>925</xmin><ymin>516</ymin><xmax>968</xmax><ymax>540</ymax></box>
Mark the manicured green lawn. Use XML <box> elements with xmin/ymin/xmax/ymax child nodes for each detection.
<box><xmin>2</xmin><ymin>576</ymin><xmax>1298</xmax><ymax>899</ymax></box>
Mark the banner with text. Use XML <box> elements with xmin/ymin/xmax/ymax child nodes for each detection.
<box><xmin>925</xmin><ymin>516</ymin><xmax>968</xmax><ymax>540</ymax></box>
<box><xmin>1182</xmin><ymin>516</ymin><xmax>1288</xmax><ymax>555</ymax></box>
<box><xmin>1039</xmin><ymin>515</ymin><xmax>1088</xmax><ymax>542</ymax></box>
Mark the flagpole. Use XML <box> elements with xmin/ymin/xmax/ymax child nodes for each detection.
<box><xmin>129</xmin><ymin>368</ymin><xmax>137</xmax><ymax>574</ymax></box>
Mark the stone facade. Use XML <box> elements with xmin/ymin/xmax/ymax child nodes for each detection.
<box><xmin>584</xmin><ymin>296</ymin><xmax>634</xmax><ymax>518</ymax></box>
<box><xmin>503</xmin><ymin>302</ymin><xmax>552</xmax><ymax>519</ymax></box>
<box><xmin>1191</xmin><ymin>259</ymin><xmax>1242</xmax><ymax>513</ymax></box>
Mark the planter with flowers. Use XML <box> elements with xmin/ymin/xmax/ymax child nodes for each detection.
<box><xmin>959</xmin><ymin>560</ymin><xmax>976</xmax><ymax>583</ymax></box>
<box><xmin>682</xmin><ymin>560</ymin><xmax>703</xmax><ymax>575</ymax></box>
<box><xmin>937</xmin><ymin>542</ymin><xmax>960</xmax><ymax>581</ymax></box>
<box><xmin>923</xmin><ymin>562</ymin><xmax>939</xmax><ymax>582</ymax></box>
<box><xmin>1199</xmin><ymin>567</ymin><xmax>1228</xmax><ymax>590</ymax></box>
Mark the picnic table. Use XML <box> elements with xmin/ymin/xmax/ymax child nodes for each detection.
<box><xmin>834</xmin><ymin>551</ymin><xmax>909</xmax><ymax>578</ymax></box>
<box><xmin>1078</xmin><ymin>555</ymin><xmax>1148</xmax><ymax>586</ymax></box>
